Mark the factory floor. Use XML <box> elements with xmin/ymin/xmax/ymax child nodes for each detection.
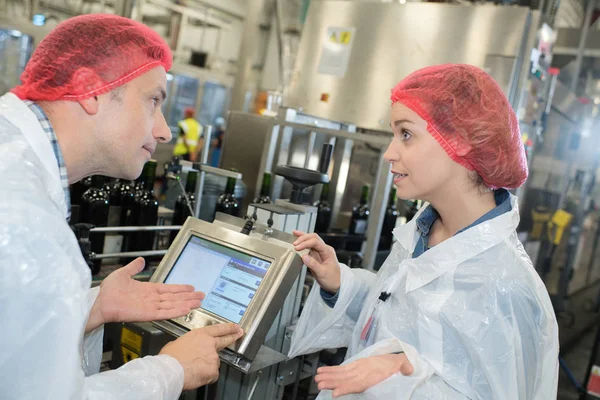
<box><xmin>559</xmin><ymin>330</ymin><xmax>599</xmax><ymax>400</ymax></box>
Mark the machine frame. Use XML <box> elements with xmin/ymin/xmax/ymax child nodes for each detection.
<box><xmin>150</xmin><ymin>217</ymin><xmax>304</xmax><ymax>363</ymax></box>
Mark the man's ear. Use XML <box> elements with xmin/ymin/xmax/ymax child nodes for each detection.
<box><xmin>77</xmin><ymin>96</ymin><xmax>99</xmax><ymax>115</ymax></box>
<box><xmin>70</xmin><ymin>67</ymin><xmax>102</xmax><ymax>115</ymax></box>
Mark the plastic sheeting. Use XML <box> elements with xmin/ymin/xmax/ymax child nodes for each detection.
<box><xmin>0</xmin><ymin>92</ymin><xmax>184</xmax><ymax>399</ymax></box>
<box><xmin>289</xmin><ymin>195</ymin><xmax>559</xmax><ymax>399</ymax></box>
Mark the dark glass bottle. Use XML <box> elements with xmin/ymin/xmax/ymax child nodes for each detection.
<box><xmin>347</xmin><ymin>184</ymin><xmax>370</xmax><ymax>251</ymax></box>
<box><xmin>82</xmin><ymin>176</ymin><xmax>93</xmax><ymax>191</ymax></box>
<box><xmin>215</xmin><ymin>173</ymin><xmax>240</xmax><ymax>218</ymax></box>
<box><xmin>70</xmin><ymin>176</ymin><xmax>93</xmax><ymax>212</ymax></box>
<box><xmin>133</xmin><ymin>161</ymin><xmax>159</xmax><ymax>257</ymax></box>
<box><xmin>70</xmin><ymin>181</ymin><xmax>85</xmax><ymax>207</ymax></box>
<box><xmin>107</xmin><ymin>178</ymin><xmax>122</xmax><ymax>206</ymax></box>
<box><xmin>80</xmin><ymin>175</ymin><xmax>109</xmax><ymax>275</ymax></box>
<box><xmin>170</xmin><ymin>171</ymin><xmax>198</xmax><ymax>244</ymax></box>
<box><xmin>404</xmin><ymin>200</ymin><xmax>419</xmax><ymax>222</ymax></box>
<box><xmin>69</xmin><ymin>179</ymin><xmax>87</xmax><ymax>224</ymax></box>
<box><xmin>253</xmin><ymin>172</ymin><xmax>272</xmax><ymax>204</ymax></box>
<box><xmin>378</xmin><ymin>187</ymin><xmax>399</xmax><ymax>251</ymax></box>
<box><xmin>314</xmin><ymin>182</ymin><xmax>332</xmax><ymax>233</ymax></box>
<box><xmin>118</xmin><ymin>180</ymin><xmax>137</xmax><ymax>260</ymax></box>
<box><xmin>123</xmin><ymin>173</ymin><xmax>150</xmax><ymax>265</ymax></box>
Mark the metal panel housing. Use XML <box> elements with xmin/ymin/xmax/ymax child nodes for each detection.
<box><xmin>150</xmin><ymin>216</ymin><xmax>304</xmax><ymax>362</ymax></box>
<box><xmin>286</xmin><ymin>1</ymin><xmax>535</xmax><ymax>131</ymax></box>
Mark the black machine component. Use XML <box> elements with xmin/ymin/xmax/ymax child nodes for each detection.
<box><xmin>274</xmin><ymin>143</ymin><xmax>333</xmax><ymax>205</ymax></box>
<box><xmin>72</xmin><ymin>223</ymin><xmax>96</xmax><ymax>271</ymax></box>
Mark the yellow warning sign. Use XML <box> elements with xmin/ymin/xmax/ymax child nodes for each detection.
<box><xmin>319</xmin><ymin>26</ymin><xmax>356</xmax><ymax>77</ymax></box>
<box><xmin>122</xmin><ymin>346</ymin><xmax>140</xmax><ymax>364</ymax></box>
<box><xmin>340</xmin><ymin>31</ymin><xmax>352</xmax><ymax>45</ymax></box>
<box><xmin>121</xmin><ymin>327</ymin><xmax>142</xmax><ymax>354</ymax></box>
<box><xmin>329</xmin><ymin>31</ymin><xmax>352</xmax><ymax>45</ymax></box>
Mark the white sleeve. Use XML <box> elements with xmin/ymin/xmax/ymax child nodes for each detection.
<box><xmin>84</xmin><ymin>355</ymin><xmax>184</xmax><ymax>399</ymax></box>
<box><xmin>346</xmin><ymin>279</ymin><xmax>559</xmax><ymax>400</ymax></box>
<box><xmin>0</xmin><ymin>199</ymin><xmax>184</xmax><ymax>400</ymax></box>
<box><xmin>356</xmin><ymin>283</ymin><xmax>559</xmax><ymax>400</ymax></box>
<box><xmin>82</xmin><ymin>287</ymin><xmax>104</xmax><ymax>376</ymax></box>
<box><xmin>288</xmin><ymin>264</ymin><xmax>376</xmax><ymax>357</ymax></box>
<box><xmin>314</xmin><ymin>339</ymin><xmax>467</xmax><ymax>400</ymax></box>
<box><xmin>438</xmin><ymin>282</ymin><xmax>559</xmax><ymax>400</ymax></box>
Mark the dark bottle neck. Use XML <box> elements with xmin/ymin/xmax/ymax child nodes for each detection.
<box><xmin>139</xmin><ymin>161</ymin><xmax>157</xmax><ymax>192</ymax></box>
<box><xmin>320</xmin><ymin>182</ymin><xmax>330</xmax><ymax>201</ymax></box>
<box><xmin>225</xmin><ymin>177</ymin><xmax>236</xmax><ymax>195</ymax></box>
<box><xmin>91</xmin><ymin>175</ymin><xmax>107</xmax><ymax>188</ymax></box>
<box><xmin>260</xmin><ymin>173</ymin><xmax>272</xmax><ymax>196</ymax></box>
<box><xmin>186</xmin><ymin>171</ymin><xmax>198</xmax><ymax>193</ymax></box>
<box><xmin>360</xmin><ymin>185</ymin><xmax>370</xmax><ymax>205</ymax></box>
<box><xmin>388</xmin><ymin>188</ymin><xmax>397</xmax><ymax>208</ymax></box>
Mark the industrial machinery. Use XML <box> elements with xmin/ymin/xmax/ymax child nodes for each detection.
<box><xmin>10</xmin><ymin>1</ymin><xmax>600</xmax><ymax>397</ymax></box>
<box><xmin>518</xmin><ymin>74</ymin><xmax>600</xmax><ymax>350</ymax></box>
<box><xmin>0</xmin><ymin>18</ymin><xmax>49</xmax><ymax>94</ymax></box>
<box><xmin>151</xmin><ymin>217</ymin><xmax>306</xmax><ymax>371</ymax></box>
<box><xmin>104</xmin><ymin>140</ymin><xmax>335</xmax><ymax>400</ymax></box>
<box><xmin>221</xmin><ymin>1</ymin><xmax>545</xmax><ymax>271</ymax></box>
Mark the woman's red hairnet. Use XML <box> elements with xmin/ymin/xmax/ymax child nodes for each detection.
<box><xmin>391</xmin><ymin>64</ymin><xmax>528</xmax><ymax>190</ymax></box>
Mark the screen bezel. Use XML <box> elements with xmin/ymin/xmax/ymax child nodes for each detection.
<box><xmin>164</xmin><ymin>234</ymin><xmax>274</xmax><ymax>323</ymax></box>
<box><xmin>150</xmin><ymin>218</ymin><xmax>289</xmax><ymax>332</ymax></box>
<box><xmin>150</xmin><ymin>216</ymin><xmax>305</xmax><ymax>360</ymax></box>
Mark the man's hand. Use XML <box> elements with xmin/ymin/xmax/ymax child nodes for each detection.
<box><xmin>315</xmin><ymin>353</ymin><xmax>414</xmax><ymax>398</ymax></box>
<box><xmin>86</xmin><ymin>258</ymin><xmax>204</xmax><ymax>332</ymax></box>
<box><xmin>159</xmin><ymin>323</ymin><xmax>244</xmax><ymax>390</ymax></box>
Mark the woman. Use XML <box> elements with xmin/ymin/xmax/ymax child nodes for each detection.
<box><xmin>289</xmin><ymin>64</ymin><xmax>558</xmax><ymax>399</ymax></box>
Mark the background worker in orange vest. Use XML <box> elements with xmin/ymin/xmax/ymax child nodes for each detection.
<box><xmin>173</xmin><ymin>107</ymin><xmax>203</xmax><ymax>162</ymax></box>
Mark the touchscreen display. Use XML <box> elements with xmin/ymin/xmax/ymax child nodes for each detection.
<box><xmin>165</xmin><ymin>236</ymin><xmax>271</xmax><ymax>323</ymax></box>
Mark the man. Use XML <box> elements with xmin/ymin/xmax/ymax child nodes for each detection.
<box><xmin>173</xmin><ymin>108</ymin><xmax>203</xmax><ymax>162</ymax></box>
<box><xmin>0</xmin><ymin>14</ymin><xmax>243</xmax><ymax>399</ymax></box>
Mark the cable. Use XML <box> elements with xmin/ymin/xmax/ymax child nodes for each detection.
<box><xmin>559</xmin><ymin>356</ymin><xmax>586</xmax><ymax>394</ymax></box>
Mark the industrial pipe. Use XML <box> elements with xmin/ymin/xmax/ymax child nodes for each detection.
<box><xmin>571</xmin><ymin>0</ymin><xmax>596</xmax><ymax>93</ymax></box>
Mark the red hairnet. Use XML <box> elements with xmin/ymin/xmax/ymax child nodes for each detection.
<box><xmin>390</xmin><ymin>64</ymin><xmax>527</xmax><ymax>190</ymax></box>
<box><xmin>12</xmin><ymin>14</ymin><xmax>172</xmax><ymax>101</ymax></box>
<box><xmin>184</xmin><ymin>107</ymin><xmax>196</xmax><ymax>119</ymax></box>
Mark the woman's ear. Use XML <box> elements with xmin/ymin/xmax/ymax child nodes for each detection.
<box><xmin>455</xmin><ymin>142</ymin><xmax>472</xmax><ymax>157</ymax></box>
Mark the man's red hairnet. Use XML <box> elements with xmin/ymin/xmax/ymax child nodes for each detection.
<box><xmin>12</xmin><ymin>14</ymin><xmax>172</xmax><ymax>101</ymax></box>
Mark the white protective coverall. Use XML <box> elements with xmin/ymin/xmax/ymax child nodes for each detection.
<box><xmin>0</xmin><ymin>93</ymin><xmax>184</xmax><ymax>399</ymax></box>
<box><xmin>289</xmin><ymin>196</ymin><xmax>559</xmax><ymax>400</ymax></box>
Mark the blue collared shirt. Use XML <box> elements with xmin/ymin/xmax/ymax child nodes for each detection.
<box><xmin>412</xmin><ymin>189</ymin><xmax>512</xmax><ymax>258</ymax></box>
<box><xmin>24</xmin><ymin>101</ymin><xmax>71</xmax><ymax>220</ymax></box>
<box><xmin>321</xmin><ymin>189</ymin><xmax>513</xmax><ymax>306</ymax></box>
